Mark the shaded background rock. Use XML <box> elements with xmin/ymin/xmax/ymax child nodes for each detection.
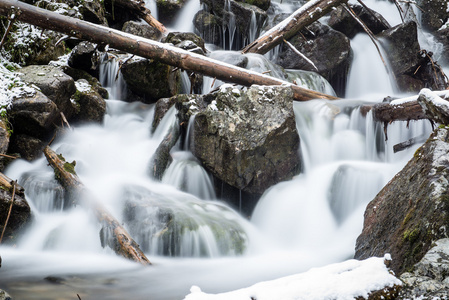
<box><xmin>156</xmin><ymin>0</ymin><xmax>187</xmax><ymax>25</ymax></box>
<box><xmin>191</xmin><ymin>85</ymin><xmax>300</xmax><ymax>195</ymax></box>
<box><xmin>276</xmin><ymin>22</ymin><xmax>351</xmax><ymax>97</ymax></box>
<box><xmin>122</xmin><ymin>20</ymin><xmax>162</xmax><ymax>41</ymax></box>
<box><xmin>355</xmin><ymin>127</ymin><xmax>449</xmax><ymax>275</ymax></box>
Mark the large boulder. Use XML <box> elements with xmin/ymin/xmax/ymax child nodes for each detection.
<box><xmin>70</xmin><ymin>79</ymin><xmax>107</xmax><ymax>124</ymax></box>
<box><xmin>0</xmin><ymin>182</ymin><xmax>31</xmax><ymax>244</ymax></box>
<box><xmin>276</xmin><ymin>22</ymin><xmax>351</xmax><ymax>97</ymax></box>
<box><xmin>328</xmin><ymin>4</ymin><xmax>390</xmax><ymax>39</ymax></box>
<box><xmin>355</xmin><ymin>127</ymin><xmax>449</xmax><ymax>275</ymax></box>
<box><xmin>191</xmin><ymin>84</ymin><xmax>300</xmax><ymax>195</ymax></box>
<box><xmin>18</xmin><ymin>65</ymin><xmax>76</xmax><ymax>119</ymax></box>
<box><xmin>122</xmin><ymin>21</ymin><xmax>162</xmax><ymax>41</ymax></box>
<box><xmin>68</xmin><ymin>41</ymin><xmax>98</xmax><ymax>75</ymax></box>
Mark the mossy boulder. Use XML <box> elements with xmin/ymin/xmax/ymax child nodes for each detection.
<box><xmin>191</xmin><ymin>85</ymin><xmax>300</xmax><ymax>195</ymax></box>
<box><xmin>355</xmin><ymin>127</ymin><xmax>449</xmax><ymax>275</ymax></box>
<box><xmin>123</xmin><ymin>186</ymin><xmax>248</xmax><ymax>257</ymax></box>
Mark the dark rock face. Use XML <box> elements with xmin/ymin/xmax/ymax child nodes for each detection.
<box><xmin>18</xmin><ymin>65</ymin><xmax>76</xmax><ymax>119</ymax></box>
<box><xmin>191</xmin><ymin>85</ymin><xmax>300</xmax><ymax>195</ymax></box>
<box><xmin>9</xmin><ymin>91</ymin><xmax>60</xmax><ymax>138</ymax></box>
<box><xmin>71</xmin><ymin>79</ymin><xmax>107</xmax><ymax>124</ymax></box>
<box><xmin>328</xmin><ymin>4</ymin><xmax>390</xmax><ymax>39</ymax></box>
<box><xmin>355</xmin><ymin>127</ymin><xmax>449</xmax><ymax>275</ymax></box>
<box><xmin>120</xmin><ymin>57</ymin><xmax>181</xmax><ymax>103</ymax></box>
<box><xmin>194</xmin><ymin>0</ymin><xmax>267</xmax><ymax>49</ymax></box>
<box><xmin>156</xmin><ymin>0</ymin><xmax>187</xmax><ymax>24</ymax></box>
<box><xmin>9</xmin><ymin>134</ymin><xmax>45</xmax><ymax>162</ymax></box>
<box><xmin>377</xmin><ymin>21</ymin><xmax>447</xmax><ymax>92</ymax></box>
<box><xmin>415</xmin><ymin>0</ymin><xmax>449</xmax><ymax>32</ymax></box>
<box><xmin>235</xmin><ymin>0</ymin><xmax>270</xmax><ymax>11</ymax></box>
<box><xmin>276</xmin><ymin>22</ymin><xmax>351</xmax><ymax>97</ymax></box>
<box><xmin>78</xmin><ymin>0</ymin><xmax>108</xmax><ymax>25</ymax></box>
<box><xmin>122</xmin><ymin>21</ymin><xmax>162</xmax><ymax>41</ymax></box>
<box><xmin>68</xmin><ymin>41</ymin><xmax>98</xmax><ymax>75</ymax></box>
<box><xmin>0</xmin><ymin>185</ymin><xmax>31</xmax><ymax>244</ymax></box>
<box><xmin>162</xmin><ymin>32</ymin><xmax>206</xmax><ymax>54</ymax></box>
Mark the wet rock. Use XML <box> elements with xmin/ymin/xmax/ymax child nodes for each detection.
<box><xmin>120</xmin><ymin>57</ymin><xmax>181</xmax><ymax>103</ymax></box>
<box><xmin>123</xmin><ymin>186</ymin><xmax>247</xmax><ymax>256</ymax></box>
<box><xmin>122</xmin><ymin>21</ymin><xmax>162</xmax><ymax>41</ymax></box>
<box><xmin>377</xmin><ymin>21</ymin><xmax>447</xmax><ymax>92</ymax></box>
<box><xmin>398</xmin><ymin>239</ymin><xmax>449</xmax><ymax>299</ymax></box>
<box><xmin>61</xmin><ymin>66</ymin><xmax>109</xmax><ymax>99</ymax></box>
<box><xmin>8</xmin><ymin>134</ymin><xmax>45</xmax><ymax>162</ymax></box>
<box><xmin>151</xmin><ymin>97</ymin><xmax>176</xmax><ymax>133</ymax></box>
<box><xmin>194</xmin><ymin>0</ymin><xmax>267</xmax><ymax>49</ymax></box>
<box><xmin>103</xmin><ymin>0</ymin><xmax>140</xmax><ymax>30</ymax></box>
<box><xmin>18</xmin><ymin>65</ymin><xmax>76</xmax><ymax>119</ymax></box>
<box><xmin>355</xmin><ymin>127</ymin><xmax>449</xmax><ymax>275</ymax></box>
<box><xmin>9</xmin><ymin>91</ymin><xmax>60</xmax><ymax>139</ymax></box>
<box><xmin>68</xmin><ymin>41</ymin><xmax>98</xmax><ymax>75</ymax></box>
<box><xmin>415</xmin><ymin>0</ymin><xmax>449</xmax><ymax>32</ymax></box>
<box><xmin>0</xmin><ymin>119</ymin><xmax>10</xmax><ymax>172</ymax></box>
<box><xmin>0</xmin><ymin>182</ymin><xmax>31</xmax><ymax>244</ymax></box>
<box><xmin>434</xmin><ymin>26</ymin><xmax>449</xmax><ymax>66</ymax></box>
<box><xmin>78</xmin><ymin>0</ymin><xmax>108</xmax><ymax>25</ymax></box>
<box><xmin>276</xmin><ymin>22</ymin><xmax>351</xmax><ymax>97</ymax></box>
<box><xmin>162</xmin><ymin>32</ymin><xmax>206</xmax><ymax>55</ymax></box>
<box><xmin>235</xmin><ymin>0</ymin><xmax>270</xmax><ymax>11</ymax></box>
<box><xmin>156</xmin><ymin>0</ymin><xmax>187</xmax><ymax>25</ymax></box>
<box><xmin>70</xmin><ymin>79</ymin><xmax>107</xmax><ymax>124</ymax></box>
<box><xmin>328</xmin><ymin>4</ymin><xmax>390</xmax><ymax>39</ymax></box>
<box><xmin>191</xmin><ymin>85</ymin><xmax>300</xmax><ymax>195</ymax></box>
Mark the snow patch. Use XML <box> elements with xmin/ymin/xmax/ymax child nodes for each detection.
<box><xmin>183</xmin><ymin>256</ymin><xmax>401</xmax><ymax>300</ymax></box>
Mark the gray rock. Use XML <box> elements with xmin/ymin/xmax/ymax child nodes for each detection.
<box><xmin>355</xmin><ymin>127</ymin><xmax>449</xmax><ymax>275</ymax></box>
<box><xmin>71</xmin><ymin>79</ymin><xmax>107</xmax><ymax>123</ymax></box>
<box><xmin>9</xmin><ymin>134</ymin><xmax>46</xmax><ymax>162</ymax></box>
<box><xmin>0</xmin><ymin>289</ymin><xmax>12</xmax><ymax>300</ymax></box>
<box><xmin>9</xmin><ymin>90</ymin><xmax>60</xmax><ymax>138</ymax></box>
<box><xmin>122</xmin><ymin>21</ymin><xmax>162</xmax><ymax>41</ymax></box>
<box><xmin>78</xmin><ymin>0</ymin><xmax>108</xmax><ymax>25</ymax></box>
<box><xmin>191</xmin><ymin>85</ymin><xmax>300</xmax><ymax>195</ymax></box>
<box><xmin>68</xmin><ymin>41</ymin><xmax>98</xmax><ymax>74</ymax></box>
<box><xmin>0</xmin><ymin>183</ymin><xmax>31</xmax><ymax>244</ymax></box>
<box><xmin>156</xmin><ymin>0</ymin><xmax>187</xmax><ymax>24</ymax></box>
<box><xmin>18</xmin><ymin>65</ymin><xmax>76</xmax><ymax>119</ymax></box>
<box><xmin>415</xmin><ymin>0</ymin><xmax>449</xmax><ymax>32</ymax></box>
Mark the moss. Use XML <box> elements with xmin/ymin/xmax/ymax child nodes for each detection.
<box><xmin>63</xmin><ymin>161</ymin><xmax>77</xmax><ymax>175</ymax></box>
<box><xmin>403</xmin><ymin>227</ymin><xmax>420</xmax><ymax>243</ymax></box>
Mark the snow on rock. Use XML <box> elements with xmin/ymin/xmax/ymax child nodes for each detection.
<box><xmin>183</xmin><ymin>256</ymin><xmax>401</xmax><ymax>300</ymax></box>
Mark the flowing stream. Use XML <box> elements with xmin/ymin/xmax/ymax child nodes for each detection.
<box><xmin>0</xmin><ymin>0</ymin><xmax>445</xmax><ymax>299</ymax></box>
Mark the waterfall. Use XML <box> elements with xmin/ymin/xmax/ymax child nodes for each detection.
<box><xmin>0</xmin><ymin>0</ymin><xmax>445</xmax><ymax>298</ymax></box>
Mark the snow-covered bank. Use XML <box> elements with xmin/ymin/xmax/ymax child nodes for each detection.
<box><xmin>183</xmin><ymin>255</ymin><xmax>401</xmax><ymax>300</ymax></box>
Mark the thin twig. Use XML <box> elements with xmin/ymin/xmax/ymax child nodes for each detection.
<box><xmin>60</xmin><ymin>112</ymin><xmax>72</xmax><ymax>130</ymax></box>
<box><xmin>0</xmin><ymin>13</ymin><xmax>16</xmax><ymax>50</ymax></box>
<box><xmin>210</xmin><ymin>77</ymin><xmax>217</xmax><ymax>88</ymax></box>
<box><xmin>0</xmin><ymin>153</ymin><xmax>18</xmax><ymax>159</ymax></box>
<box><xmin>343</xmin><ymin>4</ymin><xmax>390</xmax><ymax>74</ymax></box>
<box><xmin>0</xmin><ymin>181</ymin><xmax>17</xmax><ymax>244</ymax></box>
<box><xmin>283</xmin><ymin>38</ymin><xmax>319</xmax><ymax>72</ymax></box>
<box><xmin>77</xmin><ymin>294</ymin><xmax>82</xmax><ymax>300</ymax></box>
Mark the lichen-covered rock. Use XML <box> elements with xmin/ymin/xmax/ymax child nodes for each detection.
<box><xmin>18</xmin><ymin>65</ymin><xmax>76</xmax><ymax>119</ymax></box>
<box><xmin>193</xmin><ymin>10</ymin><xmax>221</xmax><ymax>45</ymax></box>
<box><xmin>355</xmin><ymin>127</ymin><xmax>449</xmax><ymax>275</ymax></box>
<box><xmin>123</xmin><ymin>185</ymin><xmax>248</xmax><ymax>257</ymax></box>
<box><xmin>0</xmin><ymin>183</ymin><xmax>31</xmax><ymax>244</ymax></box>
<box><xmin>120</xmin><ymin>57</ymin><xmax>181</xmax><ymax>103</ymax></box>
<box><xmin>70</xmin><ymin>79</ymin><xmax>107</xmax><ymax>123</ymax></box>
<box><xmin>328</xmin><ymin>4</ymin><xmax>390</xmax><ymax>39</ymax></box>
<box><xmin>122</xmin><ymin>21</ymin><xmax>162</xmax><ymax>41</ymax></box>
<box><xmin>9</xmin><ymin>91</ymin><xmax>60</xmax><ymax>138</ymax></box>
<box><xmin>276</xmin><ymin>22</ymin><xmax>351</xmax><ymax>97</ymax></box>
<box><xmin>162</xmin><ymin>32</ymin><xmax>206</xmax><ymax>55</ymax></box>
<box><xmin>398</xmin><ymin>238</ymin><xmax>449</xmax><ymax>299</ymax></box>
<box><xmin>191</xmin><ymin>84</ymin><xmax>300</xmax><ymax>195</ymax></box>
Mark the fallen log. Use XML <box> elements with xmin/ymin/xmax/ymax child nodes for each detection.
<box><xmin>241</xmin><ymin>0</ymin><xmax>348</xmax><ymax>55</ymax></box>
<box><xmin>111</xmin><ymin>0</ymin><xmax>167</xmax><ymax>34</ymax></box>
<box><xmin>0</xmin><ymin>0</ymin><xmax>337</xmax><ymax>101</ymax></box>
<box><xmin>43</xmin><ymin>146</ymin><xmax>151</xmax><ymax>266</ymax></box>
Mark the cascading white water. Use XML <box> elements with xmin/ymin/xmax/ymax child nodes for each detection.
<box><xmin>0</xmin><ymin>0</ymin><xmax>446</xmax><ymax>299</ymax></box>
